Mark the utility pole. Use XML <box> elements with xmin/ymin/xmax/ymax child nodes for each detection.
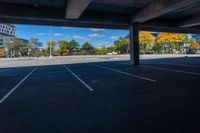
<box><xmin>49</xmin><ymin>26</ymin><xmax>52</xmax><ymax>58</ymax></box>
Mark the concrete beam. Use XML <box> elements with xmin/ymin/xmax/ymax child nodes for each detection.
<box><xmin>140</xmin><ymin>25</ymin><xmax>200</xmax><ymax>34</ymax></box>
<box><xmin>130</xmin><ymin>23</ymin><xmax>140</xmax><ymax>65</ymax></box>
<box><xmin>0</xmin><ymin>16</ymin><xmax>129</xmax><ymax>30</ymax></box>
<box><xmin>131</xmin><ymin>0</ymin><xmax>200</xmax><ymax>23</ymax></box>
<box><xmin>179</xmin><ymin>14</ymin><xmax>200</xmax><ymax>28</ymax></box>
<box><xmin>65</xmin><ymin>0</ymin><xmax>92</xmax><ymax>19</ymax></box>
<box><xmin>0</xmin><ymin>4</ymin><xmax>129</xmax><ymax>27</ymax></box>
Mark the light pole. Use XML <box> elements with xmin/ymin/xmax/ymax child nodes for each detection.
<box><xmin>49</xmin><ymin>26</ymin><xmax>52</xmax><ymax>58</ymax></box>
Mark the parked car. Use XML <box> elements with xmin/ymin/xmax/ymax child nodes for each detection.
<box><xmin>107</xmin><ymin>52</ymin><xmax>117</xmax><ymax>55</ymax></box>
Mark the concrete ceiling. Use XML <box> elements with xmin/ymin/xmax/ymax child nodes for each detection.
<box><xmin>91</xmin><ymin>0</ymin><xmax>152</xmax><ymax>7</ymax></box>
<box><xmin>159</xmin><ymin>2</ymin><xmax>200</xmax><ymax>19</ymax></box>
<box><xmin>0</xmin><ymin>0</ymin><xmax>200</xmax><ymax>33</ymax></box>
<box><xmin>0</xmin><ymin>0</ymin><xmax>66</xmax><ymax>7</ymax></box>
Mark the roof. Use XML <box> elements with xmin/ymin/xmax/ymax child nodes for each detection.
<box><xmin>0</xmin><ymin>0</ymin><xmax>200</xmax><ymax>33</ymax></box>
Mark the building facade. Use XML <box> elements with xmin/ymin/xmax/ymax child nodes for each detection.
<box><xmin>0</xmin><ymin>24</ymin><xmax>16</xmax><ymax>47</ymax></box>
<box><xmin>0</xmin><ymin>24</ymin><xmax>16</xmax><ymax>36</ymax></box>
<box><xmin>0</xmin><ymin>24</ymin><xmax>16</xmax><ymax>57</ymax></box>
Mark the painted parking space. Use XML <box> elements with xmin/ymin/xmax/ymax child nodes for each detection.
<box><xmin>0</xmin><ymin>67</ymin><xmax>37</xmax><ymax>99</ymax></box>
<box><xmin>0</xmin><ymin>56</ymin><xmax>200</xmax><ymax>132</ymax></box>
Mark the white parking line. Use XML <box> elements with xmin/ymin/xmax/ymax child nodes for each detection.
<box><xmin>63</xmin><ymin>65</ymin><xmax>94</xmax><ymax>91</ymax></box>
<box><xmin>0</xmin><ymin>67</ymin><xmax>37</xmax><ymax>104</ymax></box>
<box><xmin>0</xmin><ymin>69</ymin><xmax>9</xmax><ymax>73</ymax></box>
<box><xmin>89</xmin><ymin>64</ymin><xmax>156</xmax><ymax>83</ymax></box>
<box><xmin>141</xmin><ymin>65</ymin><xmax>200</xmax><ymax>76</ymax></box>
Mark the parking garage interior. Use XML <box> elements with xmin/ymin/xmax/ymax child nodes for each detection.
<box><xmin>0</xmin><ymin>0</ymin><xmax>200</xmax><ymax>132</ymax></box>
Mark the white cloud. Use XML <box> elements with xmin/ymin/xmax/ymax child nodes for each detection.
<box><xmin>97</xmin><ymin>42</ymin><xmax>110</xmax><ymax>48</ymax></box>
<box><xmin>36</xmin><ymin>32</ymin><xmax>63</xmax><ymax>37</ymax></box>
<box><xmin>89</xmin><ymin>28</ymin><xmax>106</xmax><ymax>32</ymax></box>
<box><xmin>111</xmin><ymin>36</ymin><xmax>119</xmax><ymax>40</ymax></box>
<box><xmin>53</xmin><ymin>33</ymin><xmax>63</xmax><ymax>37</ymax></box>
<box><xmin>36</xmin><ymin>32</ymin><xmax>49</xmax><ymax>36</ymax></box>
<box><xmin>62</xmin><ymin>26</ymin><xmax>74</xmax><ymax>29</ymax></box>
<box><xmin>89</xmin><ymin>33</ymin><xmax>104</xmax><ymax>38</ymax></box>
<box><xmin>72</xmin><ymin>35</ymin><xmax>90</xmax><ymax>41</ymax></box>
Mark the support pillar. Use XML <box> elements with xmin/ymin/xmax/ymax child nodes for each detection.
<box><xmin>130</xmin><ymin>23</ymin><xmax>140</xmax><ymax>65</ymax></box>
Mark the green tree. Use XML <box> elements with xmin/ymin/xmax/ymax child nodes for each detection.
<box><xmin>57</xmin><ymin>40</ymin><xmax>69</xmax><ymax>56</ymax></box>
<box><xmin>113</xmin><ymin>37</ymin><xmax>129</xmax><ymax>54</ymax></box>
<box><xmin>68</xmin><ymin>40</ymin><xmax>80</xmax><ymax>55</ymax></box>
<box><xmin>81</xmin><ymin>42</ymin><xmax>95</xmax><ymax>55</ymax></box>
<box><xmin>7</xmin><ymin>38</ymin><xmax>30</xmax><ymax>57</ymax></box>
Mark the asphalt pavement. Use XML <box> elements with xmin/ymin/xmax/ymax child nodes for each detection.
<box><xmin>0</xmin><ymin>55</ymin><xmax>200</xmax><ymax>133</ymax></box>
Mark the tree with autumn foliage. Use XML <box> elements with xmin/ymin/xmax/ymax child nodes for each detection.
<box><xmin>39</xmin><ymin>32</ymin><xmax>200</xmax><ymax>56</ymax></box>
<box><xmin>156</xmin><ymin>33</ymin><xmax>188</xmax><ymax>54</ymax></box>
<box><xmin>139</xmin><ymin>31</ymin><xmax>155</xmax><ymax>54</ymax></box>
<box><xmin>188</xmin><ymin>39</ymin><xmax>200</xmax><ymax>52</ymax></box>
<box><xmin>0</xmin><ymin>48</ymin><xmax>4</xmax><ymax>57</ymax></box>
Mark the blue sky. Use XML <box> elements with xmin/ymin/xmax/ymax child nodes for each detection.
<box><xmin>16</xmin><ymin>24</ymin><xmax>128</xmax><ymax>48</ymax></box>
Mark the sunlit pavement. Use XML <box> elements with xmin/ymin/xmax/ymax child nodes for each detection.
<box><xmin>0</xmin><ymin>54</ymin><xmax>200</xmax><ymax>133</ymax></box>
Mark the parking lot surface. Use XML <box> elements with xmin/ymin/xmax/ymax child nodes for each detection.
<box><xmin>0</xmin><ymin>55</ymin><xmax>200</xmax><ymax>133</ymax></box>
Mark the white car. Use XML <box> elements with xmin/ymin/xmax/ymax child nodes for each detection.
<box><xmin>107</xmin><ymin>52</ymin><xmax>117</xmax><ymax>55</ymax></box>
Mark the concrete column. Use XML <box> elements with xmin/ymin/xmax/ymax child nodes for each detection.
<box><xmin>130</xmin><ymin>23</ymin><xmax>140</xmax><ymax>65</ymax></box>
